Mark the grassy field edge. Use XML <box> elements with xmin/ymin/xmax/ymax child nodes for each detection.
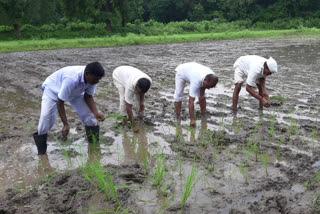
<box><xmin>1</xmin><ymin>28</ymin><xmax>320</xmax><ymax>53</ymax></box>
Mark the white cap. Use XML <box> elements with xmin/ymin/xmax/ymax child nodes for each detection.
<box><xmin>266</xmin><ymin>57</ymin><xmax>278</xmax><ymax>73</ymax></box>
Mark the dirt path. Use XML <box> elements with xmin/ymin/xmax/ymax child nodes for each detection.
<box><xmin>1</xmin><ymin>35</ymin><xmax>320</xmax><ymax>213</ymax></box>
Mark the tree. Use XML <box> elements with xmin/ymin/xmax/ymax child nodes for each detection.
<box><xmin>60</xmin><ymin>0</ymin><xmax>130</xmax><ymax>32</ymax></box>
<box><xmin>0</xmin><ymin>0</ymin><xmax>32</xmax><ymax>37</ymax></box>
<box><xmin>144</xmin><ymin>0</ymin><xmax>188</xmax><ymax>23</ymax></box>
<box><xmin>0</xmin><ymin>0</ymin><xmax>58</xmax><ymax>37</ymax></box>
<box><xmin>114</xmin><ymin>0</ymin><xmax>144</xmax><ymax>26</ymax></box>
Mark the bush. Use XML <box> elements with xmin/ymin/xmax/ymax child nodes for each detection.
<box><xmin>66</xmin><ymin>22</ymin><xmax>95</xmax><ymax>31</ymax></box>
<box><xmin>95</xmin><ymin>23</ymin><xmax>106</xmax><ymax>32</ymax></box>
<box><xmin>21</xmin><ymin>24</ymin><xmax>40</xmax><ymax>39</ymax></box>
<box><xmin>40</xmin><ymin>24</ymin><xmax>56</xmax><ymax>32</ymax></box>
<box><xmin>304</xmin><ymin>18</ymin><xmax>320</xmax><ymax>28</ymax></box>
<box><xmin>0</xmin><ymin>25</ymin><xmax>13</xmax><ymax>33</ymax></box>
<box><xmin>272</xmin><ymin>19</ymin><xmax>291</xmax><ymax>29</ymax></box>
<box><xmin>178</xmin><ymin>21</ymin><xmax>198</xmax><ymax>32</ymax></box>
<box><xmin>251</xmin><ymin>21</ymin><xmax>272</xmax><ymax>30</ymax></box>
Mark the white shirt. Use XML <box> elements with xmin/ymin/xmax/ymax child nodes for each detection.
<box><xmin>175</xmin><ymin>62</ymin><xmax>215</xmax><ymax>98</ymax></box>
<box><xmin>42</xmin><ymin>66</ymin><xmax>96</xmax><ymax>102</ymax></box>
<box><xmin>112</xmin><ymin>66</ymin><xmax>152</xmax><ymax>105</ymax></box>
<box><xmin>233</xmin><ymin>55</ymin><xmax>267</xmax><ymax>86</ymax></box>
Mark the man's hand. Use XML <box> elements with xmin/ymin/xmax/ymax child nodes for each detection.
<box><xmin>61</xmin><ymin>124</ymin><xmax>70</xmax><ymax>141</ymax></box>
<box><xmin>94</xmin><ymin>112</ymin><xmax>105</xmax><ymax>121</ymax></box>
<box><xmin>261</xmin><ymin>98</ymin><xmax>270</xmax><ymax>107</ymax></box>
<box><xmin>262</xmin><ymin>91</ymin><xmax>269</xmax><ymax>100</ymax></box>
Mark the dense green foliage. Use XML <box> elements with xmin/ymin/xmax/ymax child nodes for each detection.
<box><xmin>0</xmin><ymin>0</ymin><xmax>319</xmax><ymax>39</ymax></box>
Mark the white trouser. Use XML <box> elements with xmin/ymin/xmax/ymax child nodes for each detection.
<box><xmin>38</xmin><ymin>91</ymin><xmax>97</xmax><ymax>135</ymax></box>
<box><xmin>113</xmin><ymin>79</ymin><xmax>140</xmax><ymax>116</ymax></box>
<box><xmin>174</xmin><ymin>71</ymin><xmax>186</xmax><ymax>102</ymax></box>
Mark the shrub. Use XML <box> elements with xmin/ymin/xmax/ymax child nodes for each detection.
<box><xmin>304</xmin><ymin>18</ymin><xmax>320</xmax><ymax>28</ymax></box>
<box><xmin>178</xmin><ymin>20</ymin><xmax>198</xmax><ymax>32</ymax></box>
<box><xmin>40</xmin><ymin>24</ymin><xmax>56</xmax><ymax>32</ymax></box>
<box><xmin>66</xmin><ymin>22</ymin><xmax>95</xmax><ymax>31</ymax></box>
<box><xmin>272</xmin><ymin>19</ymin><xmax>290</xmax><ymax>29</ymax></box>
<box><xmin>21</xmin><ymin>24</ymin><xmax>40</xmax><ymax>39</ymax></box>
<box><xmin>0</xmin><ymin>25</ymin><xmax>13</xmax><ymax>33</ymax></box>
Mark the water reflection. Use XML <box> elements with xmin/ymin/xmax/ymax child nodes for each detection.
<box><xmin>175</xmin><ymin>116</ymin><xmax>208</xmax><ymax>143</ymax></box>
<box><xmin>121</xmin><ymin>126</ymin><xmax>149</xmax><ymax>165</ymax></box>
<box><xmin>38</xmin><ymin>154</ymin><xmax>53</xmax><ymax>177</ymax></box>
<box><xmin>87</xmin><ymin>142</ymin><xmax>102</xmax><ymax>164</ymax></box>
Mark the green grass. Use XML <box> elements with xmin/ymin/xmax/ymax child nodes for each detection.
<box><xmin>1</xmin><ymin>28</ymin><xmax>320</xmax><ymax>53</ymax></box>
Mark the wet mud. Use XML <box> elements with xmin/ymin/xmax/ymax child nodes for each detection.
<box><xmin>1</xmin><ymin>35</ymin><xmax>320</xmax><ymax>213</ymax></box>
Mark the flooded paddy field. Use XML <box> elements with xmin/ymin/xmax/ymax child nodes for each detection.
<box><xmin>0</xmin><ymin>35</ymin><xmax>320</xmax><ymax>213</ymax></box>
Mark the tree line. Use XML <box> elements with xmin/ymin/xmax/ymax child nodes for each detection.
<box><xmin>1</xmin><ymin>0</ymin><xmax>320</xmax><ymax>38</ymax></box>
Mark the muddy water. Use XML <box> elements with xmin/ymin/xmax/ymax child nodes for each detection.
<box><xmin>0</xmin><ymin>35</ymin><xmax>320</xmax><ymax>213</ymax></box>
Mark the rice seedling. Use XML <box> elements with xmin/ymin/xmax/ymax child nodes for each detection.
<box><xmin>178</xmin><ymin>152</ymin><xmax>182</xmax><ymax>176</ymax></box>
<box><xmin>261</xmin><ymin>151</ymin><xmax>269</xmax><ymax>176</ymax></box>
<box><xmin>207</xmin><ymin>147</ymin><xmax>216</xmax><ymax>171</ymax></box>
<box><xmin>186</xmin><ymin>125</ymin><xmax>196</xmax><ymax>142</ymax></box>
<box><xmin>141</xmin><ymin>151</ymin><xmax>149</xmax><ymax>175</ymax></box>
<box><xmin>218</xmin><ymin>112</ymin><xmax>226</xmax><ymax>138</ymax></box>
<box><xmin>81</xmin><ymin>160</ymin><xmax>121</xmax><ymax>208</ymax></box>
<box><xmin>238</xmin><ymin>163</ymin><xmax>248</xmax><ymax>185</ymax></box>
<box><xmin>288</xmin><ymin>118</ymin><xmax>300</xmax><ymax>139</ymax></box>
<box><xmin>54</xmin><ymin>137</ymin><xmax>71</xmax><ymax>164</ymax></box>
<box><xmin>245</xmin><ymin>119</ymin><xmax>262</xmax><ymax>163</ymax></box>
<box><xmin>157</xmin><ymin>193</ymin><xmax>176</xmax><ymax>214</ymax></box>
<box><xmin>310</xmin><ymin>129</ymin><xmax>317</xmax><ymax>153</ymax></box>
<box><xmin>245</xmin><ymin>140</ymin><xmax>253</xmax><ymax>163</ymax></box>
<box><xmin>150</xmin><ymin>152</ymin><xmax>172</xmax><ymax>195</ymax></box>
<box><xmin>253</xmin><ymin>141</ymin><xmax>260</xmax><ymax>162</ymax></box>
<box><xmin>13</xmin><ymin>177</ymin><xmax>26</xmax><ymax>191</ymax></box>
<box><xmin>232</xmin><ymin>118</ymin><xmax>243</xmax><ymax>135</ymax></box>
<box><xmin>39</xmin><ymin>171</ymin><xmax>57</xmax><ymax>184</ymax></box>
<box><xmin>174</xmin><ymin>124</ymin><xmax>190</xmax><ymax>157</ymax></box>
<box><xmin>269</xmin><ymin>111</ymin><xmax>277</xmax><ymax>137</ymax></box>
<box><xmin>276</xmin><ymin>137</ymin><xmax>283</xmax><ymax>162</ymax></box>
<box><xmin>200</xmin><ymin>129</ymin><xmax>209</xmax><ymax>148</ymax></box>
<box><xmin>181</xmin><ymin>159</ymin><xmax>203</xmax><ymax>213</ymax></box>
<box><xmin>269</xmin><ymin>96</ymin><xmax>288</xmax><ymax>102</ymax></box>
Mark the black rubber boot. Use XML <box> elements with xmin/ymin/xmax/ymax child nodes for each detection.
<box><xmin>85</xmin><ymin>125</ymin><xmax>100</xmax><ymax>144</ymax></box>
<box><xmin>33</xmin><ymin>132</ymin><xmax>47</xmax><ymax>155</ymax></box>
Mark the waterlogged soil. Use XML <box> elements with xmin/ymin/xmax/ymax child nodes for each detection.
<box><xmin>1</xmin><ymin>35</ymin><xmax>320</xmax><ymax>213</ymax></box>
